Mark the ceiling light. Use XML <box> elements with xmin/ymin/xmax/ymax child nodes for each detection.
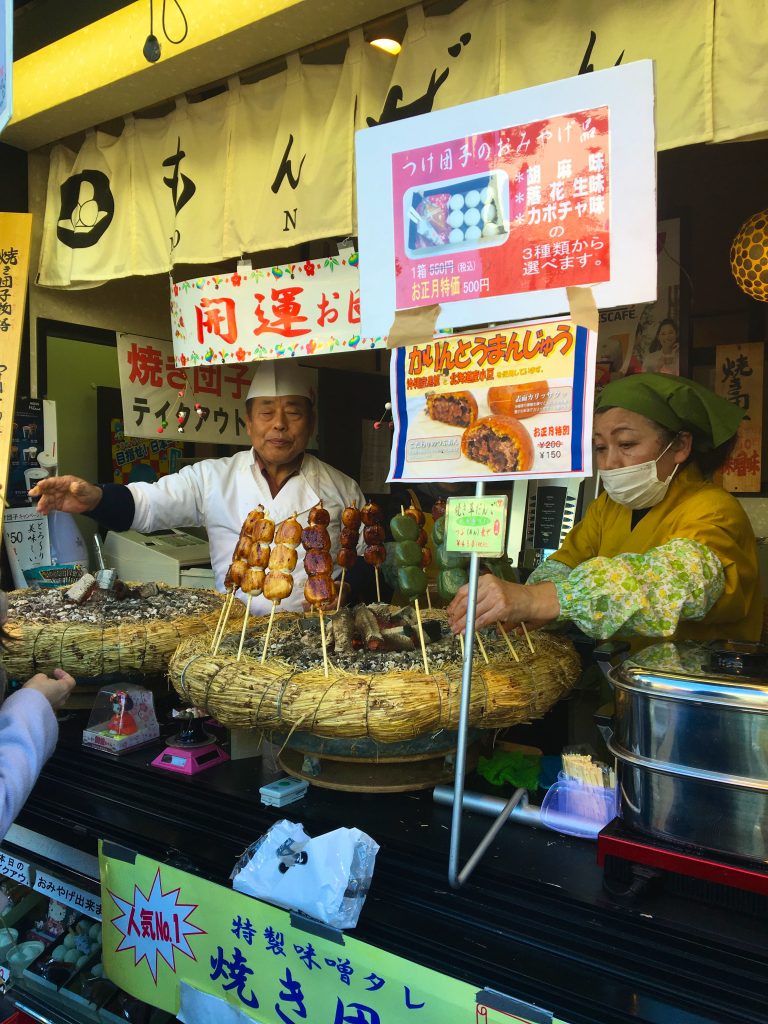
<box><xmin>370</xmin><ymin>38</ymin><xmax>401</xmax><ymax>56</ymax></box>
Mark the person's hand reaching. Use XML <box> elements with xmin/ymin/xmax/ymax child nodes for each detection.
<box><xmin>23</xmin><ymin>669</ymin><xmax>76</xmax><ymax>711</ymax></box>
<box><xmin>29</xmin><ymin>476</ymin><xmax>102</xmax><ymax>516</ymax></box>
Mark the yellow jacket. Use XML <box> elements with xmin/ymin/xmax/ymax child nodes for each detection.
<box><xmin>550</xmin><ymin>464</ymin><xmax>762</xmax><ymax>642</ymax></box>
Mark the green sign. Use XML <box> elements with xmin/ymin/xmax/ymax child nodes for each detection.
<box><xmin>444</xmin><ymin>496</ymin><xmax>508</xmax><ymax>558</ymax></box>
<box><xmin>100</xmin><ymin>842</ymin><xmax>571</xmax><ymax>1023</ymax></box>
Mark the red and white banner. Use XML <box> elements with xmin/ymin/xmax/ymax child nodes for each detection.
<box><xmin>171</xmin><ymin>253</ymin><xmax>384</xmax><ymax>366</ymax></box>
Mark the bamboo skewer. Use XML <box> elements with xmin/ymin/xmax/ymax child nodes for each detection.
<box><xmin>236</xmin><ymin>595</ymin><xmax>253</xmax><ymax>661</ymax></box>
<box><xmin>374</xmin><ymin>566</ymin><xmax>381</xmax><ymax>603</ymax></box>
<box><xmin>212</xmin><ymin>591</ymin><xmax>235</xmax><ymax>655</ymax></box>
<box><xmin>210</xmin><ymin>589</ymin><xmax>232</xmax><ymax>651</ymax></box>
<box><xmin>319</xmin><ymin>608</ymin><xmax>329</xmax><ymax>678</ymax></box>
<box><xmin>413</xmin><ymin>598</ymin><xmax>430</xmax><ymax>674</ymax></box>
<box><xmin>425</xmin><ymin>586</ymin><xmax>432</xmax><ymax>611</ymax></box>
<box><xmin>497</xmin><ymin>621</ymin><xmax>520</xmax><ymax>663</ymax></box>
<box><xmin>261</xmin><ymin>602</ymin><xmax>278</xmax><ymax>664</ymax></box>
<box><xmin>335</xmin><ymin>568</ymin><xmax>346</xmax><ymax>612</ymax></box>
<box><xmin>520</xmin><ymin>621</ymin><xmax>535</xmax><ymax>654</ymax></box>
<box><xmin>475</xmin><ymin>630</ymin><xmax>489</xmax><ymax>664</ymax></box>
<box><xmin>458</xmin><ymin>633</ymin><xmax>465</xmax><ymax>658</ymax></box>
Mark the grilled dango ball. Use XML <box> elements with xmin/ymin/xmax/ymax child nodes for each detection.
<box><xmin>305</xmin><ymin>549</ymin><xmax>333</xmax><ymax>576</ymax></box>
<box><xmin>269</xmin><ymin>544</ymin><xmax>298</xmax><ymax>572</ymax></box>
<box><xmin>233</xmin><ymin>536</ymin><xmax>252</xmax><ymax>561</ymax></box>
<box><xmin>337</xmin><ymin>547</ymin><xmax>358</xmax><ymax>569</ymax></box>
<box><xmin>228</xmin><ymin>557</ymin><xmax>249</xmax><ymax>589</ymax></box>
<box><xmin>361</xmin><ymin>500</ymin><xmax>383</xmax><ymax>526</ymax></box>
<box><xmin>341</xmin><ymin>502</ymin><xmax>361</xmax><ymax>531</ymax></box>
<box><xmin>301</xmin><ymin>526</ymin><xmax>331</xmax><ymax>552</ymax></box>
<box><xmin>340</xmin><ymin>526</ymin><xmax>360</xmax><ymax>548</ymax></box>
<box><xmin>248</xmin><ymin>543</ymin><xmax>271</xmax><ymax>569</ymax></box>
<box><xmin>363</xmin><ymin>524</ymin><xmax>385</xmax><ymax>546</ymax></box>
<box><xmin>241</xmin><ymin>567</ymin><xmax>265</xmax><ymax>594</ymax></box>
<box><xmin>308</xmin><ymin>501</ymin><xmax>331</xmax><ymax>528</ymax></box>
<box><xmin>403</xmin><ymin>503</ymin><xmax>426</xmax><ymax>527</ymax></box>
<box><xmin>250</xmin><ymin>516</ymin><xmax>275</xmax><ymax>544</ymax></box>
<box><xmin>275</xmin><ymin>513</ymin><xmax>302</xmax><ymax>547</ymax></box>
<box><xmin>304</xmin><ymin>574</ymin><xmax>334</xmax><ymax>606</ymax></box>
<box><xmin>431</xmin><ymin>498</ymin><xmax>447</xmax><ymax>521</ymax></box>
<box><xmin>263</xmin><ymin>571</ymin><xmax>294</xmax><ymax>603</ymax></box>
<box><xmin>241</xmin><ymin>505</ymin><xmax>266</xmax><ymax>537</ymax></box>
<box><xmin>363</xmin><ymin>544</ymin><xmax>386</xmax><ymax>567</ymax></box>
<box><xmin>390</xmin><ymin>513</ymin><xmax>420</xmax><ymax>542</ymax></box>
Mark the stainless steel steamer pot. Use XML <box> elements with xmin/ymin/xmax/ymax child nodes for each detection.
<box><xmin>606</xmin><ymin>643</ymin><xmax>768</xmax><ymax>863</ymax></box>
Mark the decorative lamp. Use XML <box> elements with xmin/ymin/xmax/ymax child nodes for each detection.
<box><xmin>730</xmin><ymin>208</ymin><xmax>768</xmax><ymax>301</ymax></box>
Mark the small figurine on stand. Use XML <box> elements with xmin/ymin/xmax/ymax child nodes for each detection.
<box><xmin>82</xmin><ymin>683</ymin><xmax>160</xmax><ymax>755</ymax></box>
<box><xmin>106</xmin><ymin>690</ymin><xmax>138</xmax><ymax>737</ymax></box>
<box><xmin>28</xmin><ymin>899</ymin><xmax>76</xmax><ymax>945</ymax></box>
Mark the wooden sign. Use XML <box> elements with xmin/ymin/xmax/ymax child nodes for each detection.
<box><xmin>0</xmin><ymin>213</ymin><xmax>33</xmax><ymax>535</ymax></box>
<box><xmin>715</xmin><ymin>342</ymin><xmax>764</xmax><ymax>493</ymax></box>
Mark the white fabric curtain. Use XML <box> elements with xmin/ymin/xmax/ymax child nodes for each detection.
<box><xmin>36</xmin><ymin>0</ymin><xmax>764</xmax><ymax>288</ymax></box>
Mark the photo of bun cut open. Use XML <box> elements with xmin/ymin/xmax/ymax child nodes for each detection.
<box><xmin>461</xmin><ymin>415</ymin><xmax>534</xmax><ymax>473</ymax></box>
<box><xmin>425</xmin><ymin>390</ymin><xmax>478</xmax><ymax>427</ymax></box>
<box><xmin>488</xmin><ymin>381</ymin><xmax>549</xmax><ymax>420</ymax></box>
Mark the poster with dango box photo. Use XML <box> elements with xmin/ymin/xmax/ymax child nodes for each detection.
<box><xmin>388</xmin><ymin>316</ymin><xmax>597</xmax><ymax>483</ymax></box>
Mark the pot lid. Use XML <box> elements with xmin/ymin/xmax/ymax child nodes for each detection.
<box><xmin>609</xmin><ymin>640</ymin><xmax>768</xmax><ymax>710</ymax></box>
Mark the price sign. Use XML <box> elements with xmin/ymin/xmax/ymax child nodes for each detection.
<box><xmin>34</xmin><ymin>871</ymin><xmax>101</xmax><ymax>921</ymax></box>
<box><xmin>0</xmin><ymin>849</ymin><xmax>31</xmax><ymax>887</ymax></box>
<box><xmin>444</xmin><ymin>495</ymin><xmax>508</xmax><ymax>558</ymax></box>
<box><xmin>2</xmin><ymin>507</ymin><xmax>51</xmax><ymax>574</ymax></box>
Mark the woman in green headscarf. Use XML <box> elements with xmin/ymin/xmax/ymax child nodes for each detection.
<box><xmin>447</xmin><ymin>373</ymin><xmax>763</xmax><ymax>643</ymax></box>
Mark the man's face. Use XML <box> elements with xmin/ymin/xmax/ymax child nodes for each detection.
<box><xmin>246</xmin><ymin>395</ymin><xmax>314</xmax><ymax>466</ymax></box>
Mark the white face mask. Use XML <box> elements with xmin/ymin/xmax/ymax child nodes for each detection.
<box><xmin>599</xmin><ymin>441</ymin><xmax>678</xmax><ymax>510</ymax></box>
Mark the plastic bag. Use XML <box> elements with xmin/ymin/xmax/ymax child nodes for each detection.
<box><xmin>231</xmin><ymin>820</ymin><xmax>379</xmax><ymax>931</ymax></box>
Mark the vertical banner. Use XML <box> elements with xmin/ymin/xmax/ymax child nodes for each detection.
<box><xmin>0</xmin><ymin>213</ymin><xmax>33</xmax><ymax>527</ymax></box>
<box><xmin>0</xmin><ymin>0</ymin><xmax>11</xmax><ymax>134</ymax></box>
<box><xmin>715</xmin><ymin>342</ymin><xmax>764</xmax><ymax>493</ymax></box>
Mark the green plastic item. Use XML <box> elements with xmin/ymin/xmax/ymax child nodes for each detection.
<box><xmin>477</xmin><ymin>750</ymin><xmax>541</xmax><ymax>790</ymax></box>
<box><xmin>436</xmin><ymin>545</ymin><xmax>468</xmax><ymax>570</ymax></box>
<box><xmin>437</xmin><ymin>567</ymin><xmax>468</xmax><ymax>602</ymax></box>
<box><xmin>432</xmin><ymin>515</ymin><xmax>446</xmax><ymax>546</ymax></box>
<box><xmin>397</xmin><ymin>565</ymin><xmax>427</xmax><ymax>598</ymax></box>
<box><xmin>390</xmin><ymin>514</ymin><xmax>420</xmax><ymax>542</ymax></box>
<box><xmin>393</xmin><ymin>540</ymin><xmax>423</xmax><ymax>566</ymax></box>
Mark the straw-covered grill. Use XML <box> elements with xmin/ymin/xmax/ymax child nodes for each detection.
<box><xmin>169</xmin><ymin>608</ymin><xmax>581</xmax><ymax>741</ymax></box>
<box><xmin>4</xmin><ymin>584</ymin><xmax>242</xmax><ymax>679</ymax></box>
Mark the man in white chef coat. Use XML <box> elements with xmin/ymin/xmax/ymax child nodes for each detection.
<box><xmin>30</xmin><ymin>362</ymin><xmax>365</xmax><ymax>615</ymax></box>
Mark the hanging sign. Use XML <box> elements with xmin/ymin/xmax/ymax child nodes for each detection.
<box><xmin>100</xmin><ymin>844</ymin><xmax>571</xmax><ymax>1024</ymax></box>
<box><xmin>117</xmin><ymin>333</ymin><xmax>255</xmax><ymax>446</ymax></box>
<box><xmin>171</xmin><ymin>255</ymin><xmax>383</xmax><ymax>367</ymax></box>
<box><xmin>715</xmin><ymin>342</ymin><xmax>764</xmax><ymax>493</ymax></box>
<box><xmin>389</xmin><ymin>316</ymin><xmax>597</xmax><ymax>483</ymax></box>
<box><xmin>357</xmin><ymin>61</ymin><xmax>656</xmax><ymax>337</ymax></box>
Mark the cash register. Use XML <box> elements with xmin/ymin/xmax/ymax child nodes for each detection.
<box><xmin>102</xmin><ymin>528</ymin><xmax>214</xmax><ymax>588</ymax></box>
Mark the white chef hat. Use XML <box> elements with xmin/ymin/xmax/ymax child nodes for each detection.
<box><xmin>246</xmin><ymin>361</ymin><xmax>316</xmax><ymax>404</ymax></box>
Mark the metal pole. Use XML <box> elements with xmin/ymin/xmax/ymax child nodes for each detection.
<box><xmin>447</xmin><ymin>479</ymin><xmax>484</xmax><ymax>888</ymax></box>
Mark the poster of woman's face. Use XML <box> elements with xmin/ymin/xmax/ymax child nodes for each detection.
<box><xmin>596</xmin><ymin>219</ymin><xmax>682</xmax><ymax>385</ymax></box>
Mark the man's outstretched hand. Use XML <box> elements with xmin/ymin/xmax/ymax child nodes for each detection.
<box><xmin>29</xmin><ymin>475</ymin><xmax>102</xmax><ymax>516</ymax></box>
